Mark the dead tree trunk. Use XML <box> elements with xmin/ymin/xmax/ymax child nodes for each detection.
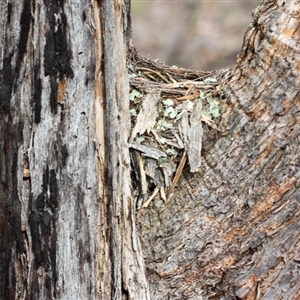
<box><xmin>1</xmin><ymin>0</ymin><xmax>300</xmax><ymax>300</ymax></box>
<box><xmin>0</xmin><ymin>0</ymin><xmax>149</xmax><ymax>299</ymax></box>
<box><xmin>138</xmin><ymin>1</ymin><xmax>300</xmax><ymax>299</ymax></box>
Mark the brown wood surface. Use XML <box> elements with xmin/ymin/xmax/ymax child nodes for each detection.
<box><xmin>139</xmin><ymin>1</ymin><xmax>300</xmax><ymax>299</ymax></box>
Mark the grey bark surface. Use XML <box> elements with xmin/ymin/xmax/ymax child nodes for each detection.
<box><xmin>2</xmin><ymin>0</ymin><xmax>300</xmax><ymax>300</ymax></box>
<box><xmin>138</xmin><ymin>1</ymin><xmax>300</xmax><ymax>299</ymax></box>
<box><xmin>0</xmin><ymin>0</ymin><xmax>149</xmax><ymax>299</ymax></box>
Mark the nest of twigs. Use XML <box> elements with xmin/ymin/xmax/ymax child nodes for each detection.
<box><xmin>127</xmin><ymin>47</ymin><xmax>230</xmax><ymax>208</ymax></box>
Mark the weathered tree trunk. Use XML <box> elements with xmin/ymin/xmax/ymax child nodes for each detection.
<box><xmin>2</xmin><ymin>0</ymin><xmax>300</xmax><ymax>299</ymax></box>
<box><xmin>0</xmin><ymin>1</ymin><xmax>149</xmax><ymax>299</ymax></box>
<box><xmin>139</xmin><ymin>1</ymin><xmax>300</xmax><ymax>299</ymax></box>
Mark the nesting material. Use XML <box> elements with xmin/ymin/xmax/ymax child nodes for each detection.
<box><xmin>127</xmin><ymin>48</ymin><xmax>229</xmax><ymax>206</ymax></box>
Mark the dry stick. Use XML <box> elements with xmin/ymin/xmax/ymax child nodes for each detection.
<box><xmin>167</xmin><ymin>151</ymin><xmax>187</xmax><ymax>201</ymax></box>
<box><xmin>136</xmin><ymin>67</ymin><xmax>170</xmax><ymax>83</ymax></box>
<box><xmin>136</xmin><ymin>151</ymin><xmax>148</xmax><ymax>196</ymax></box>
<box><xmin>142</xmin><ymin>187</ymin><xmax>159</xmax><ymax>208</ymax></box>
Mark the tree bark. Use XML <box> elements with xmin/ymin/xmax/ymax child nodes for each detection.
<box><xmin>0</xmin><ymin>0</ymin><xmax>148</xmax><ymax>299</ymax></box>
<box><xmin>139</xmin><ymin>1</ymin><xmax>300</xmax><ymax>299</ymax></box>
<box><xmin>2</xmin><ymin>0</ymin><xmax>300</xmax><ymax>300</ymax></box>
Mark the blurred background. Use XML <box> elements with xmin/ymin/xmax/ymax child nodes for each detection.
<box><xmin>131</xmin><ymin>0</ymin><xmax>261</xmax><ymax>71</ymax></box>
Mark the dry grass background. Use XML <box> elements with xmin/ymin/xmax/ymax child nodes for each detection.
<box><xmin>131</xmin><ymin>0</ymin><xmax>261</xmax><ymax>71</ymax></box>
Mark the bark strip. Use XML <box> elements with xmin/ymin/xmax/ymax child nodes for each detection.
<box><xmin>99</xmin><ymin>0</ymin><xmax>150</xmax><ymax>298</ymax></box>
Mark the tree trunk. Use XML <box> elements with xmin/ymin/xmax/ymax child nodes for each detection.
<box><xmin>138</xmin><ymin>1</ymin><xmax>300</xmax><ymax>299</ymax></box>
<box><xmin>0</xmin><ymin>1</ymin><xmax>149</xmax><ymax>299</ymax></box>
<box><xmin>1</xmin><ymin>0</ymin><xmax>300</xmax><ymax>300</ymax></box>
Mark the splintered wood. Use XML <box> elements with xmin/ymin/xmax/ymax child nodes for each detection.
<box><xmin>128</xmin><ymin>48</ymin><xmax>229</xmax><ymax>206</ymax></box>
<box><xmin>130</xmin><ymin>92</ymin><xmax>160</xmax><ymax>141</ymax></box>
<box><xmin>178</xmin><ymin>99</ymin><xmax>202</xmax><ymax>172</ymax></box>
